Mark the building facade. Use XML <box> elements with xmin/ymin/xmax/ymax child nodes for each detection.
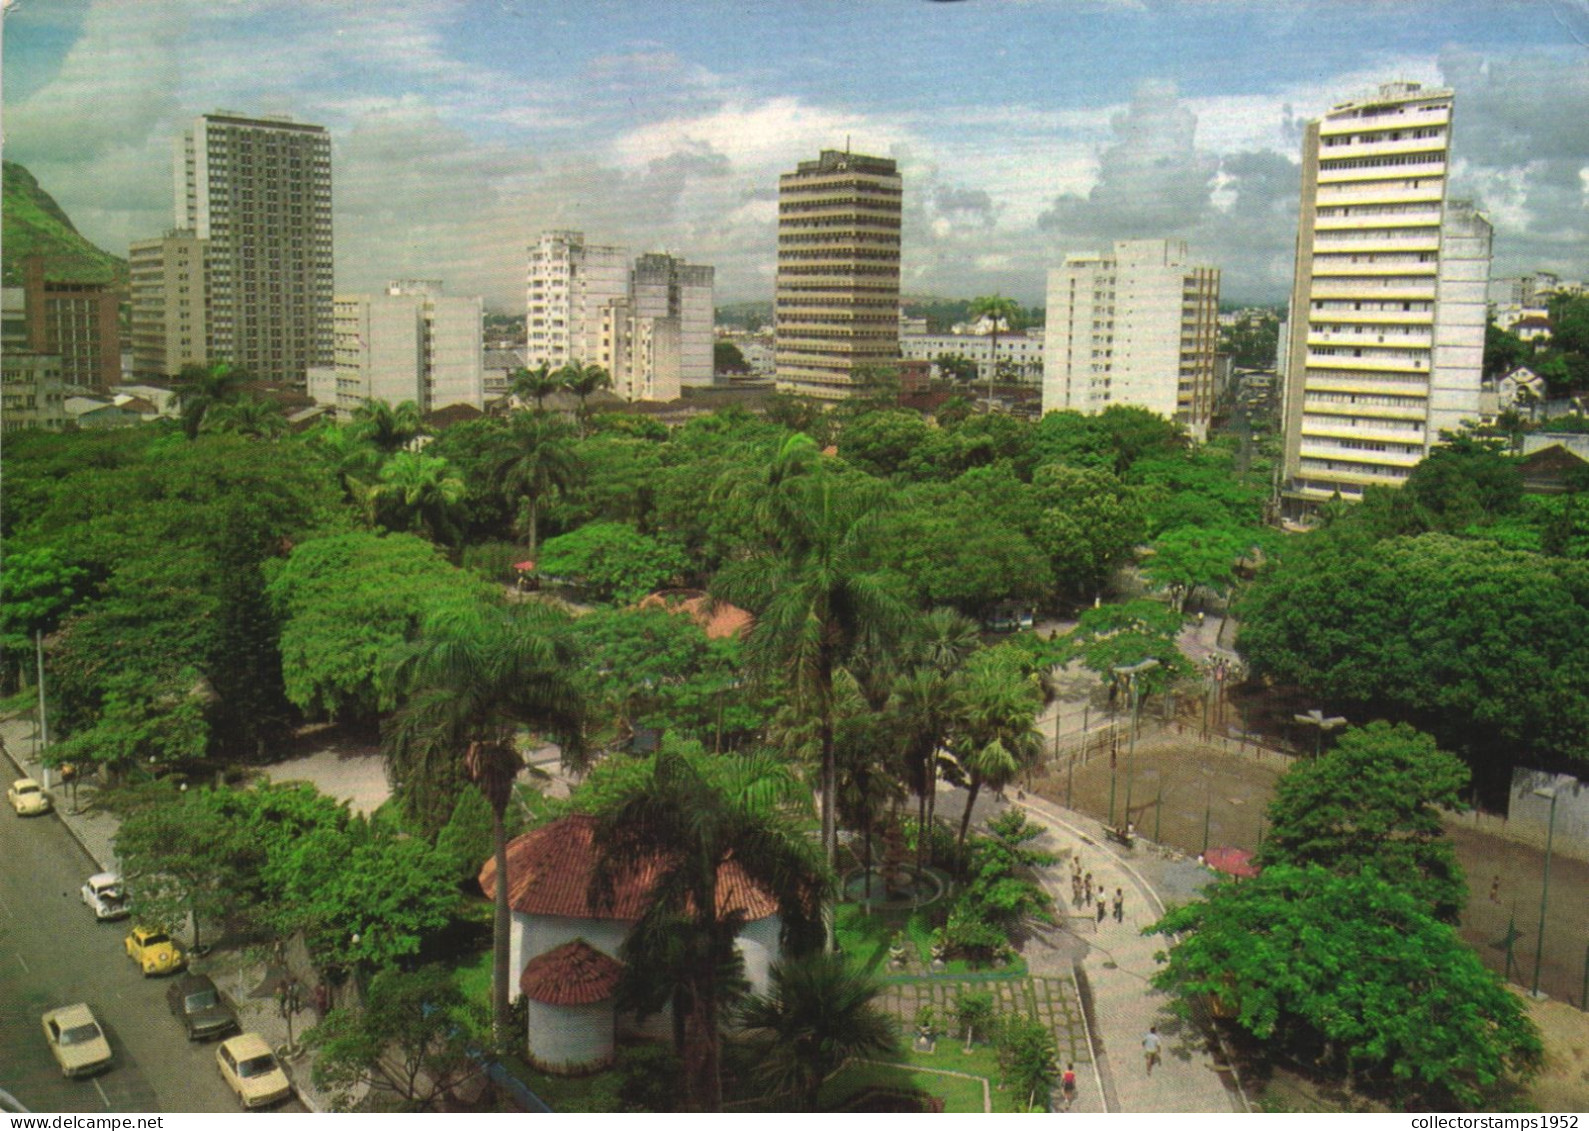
<box><xmin>129</xmin><ymin>230</ymin><xmax>209</xmax><ymax>379</ymax></box>
<box><xmin>1042</xmin><ymin>239</ymin><xmax>1220</xmax><ymax>437</ymax></box>
<box><xmin>177</xmin><ymin>112</ymin><xmax>333</xmax><ymax>385</ymax></box>
<box><xmin>23</xmin><ymin>258</ymin><xmax>122</xmax><ymax>392</ymax></box>
<box><xmin>630</xmin><ymin>252</ymin><xmax>715</xmax><ymax>389</ymax></box>
<box><xmin>525</xmin><ymin>231</ymin><xmax>630</xmax><ymax>370</ymax></box>
<box><xmin>1281</xmin><ymin>82</ymin><xmax>1492</xmax><ymax>508</ymax></box>
<box><xmin>775</xmin><ymin>150</ymin><xmax>902</xmax><ymax>399</ymax></box>
<box><xmin>1</xmin><ymin>350</ymin><xmax>67</xmax><ymax>431</ymax></box>
<box><xmin>315</xmin><ymin>281</ymin><xmax>483</xmax><ymax>417</ymax></box>
<box><xmin>899</xmin><ymin>327</ymin><xmax>1045</xmax><ymax>384</ymax></box>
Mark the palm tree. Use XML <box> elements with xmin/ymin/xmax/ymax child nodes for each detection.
<box><xmin>717</xmin><ymin>458</ymin><xmax>908</xmax><ymax>876</ymax></box>
<box><xmin>174</xmin><ymin>360</ymin><xmax>246</xmax><ymax>439</ymax></box>
<box><xmin>304</xmin><ymin>421</ymin><xmax>382</xmax><ymax>503</ymax></box>
<box><xmin>384</xmin><ymin>601</ymin><xmax>587</xmax><ymax>1049</ymax></box>
<box><xmin>590</xmin><ymin>744</ymin><xmax>825</xmax><ymax>1111</ymax></box>
<box><xmin>557</xmin><ymin>360</ymin><xmax>611</xmax><ymax>436</ymax></box>
<box><xmin>200</xmin><ymin>395</ymin><xmax>287</xmax><ymax>439</ymax></box>
<box><xmin>968</xmin><ymin>294</ymin><xmax>1021</xmax><ymax>413</ymax></box>
<box><xmin>736</xmin><ymin>952</ymin><xmax>898</xmax><ymax>1110</ymax></box>
<box><xmin>489</xmin><ymin>413</ymin><xmax>582</xmax><ymax>560</ymax></box>
<box><xmin>350</xmin><ymin>399</ymin><xmax>424</xmax><ymax>454</ymax></box>
<box><xmin>950</xmin><ymin>649</ymin><xmax>1044</xmax><ymax>848</ymax></box>
<box><xmin>510</xmin><ymin>363</ymin><xmax>561</xmax><ymax>413</ymax></box>
<box><xmin>364</xmin><ymin>450</ymin><xmax>468</xmax><ymax>546</ymax></box>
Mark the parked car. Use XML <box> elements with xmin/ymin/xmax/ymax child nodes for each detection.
<box><xmin>80</xmin><ymin>873</ymin><xmax>130</xmax><ymax>921</ymax></box>
<box><xmin>124</xmin><ymin>925</ymin><xmax>184</xmax><ymax>976</ymax></box>
<box><xmin>41</xmin><ymin>1003</ymin><xmax>113</xmax><ymax>1078</ymax></box>
<box><xmin>8</xmin><ymin>777</ymin><xmax>51</xmax><ymax>816</ymax></box>
<box><xmin>216</xmin><ymin>1033</ymin><xmax>291</xmax><ymax>1109</ymax></box>
<box><xmin>166</xmin><ymin>974</ymin><xmax>237</xmax><ymax>1041</ymax></box>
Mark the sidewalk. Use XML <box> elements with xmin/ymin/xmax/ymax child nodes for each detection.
<box><xmin>0</xmin><ymin>714</ymin><xmax>338</xmax><ymax>1113</ymax></box>
<box><xmin>959</xmin><ymin>778</ymin><xmax>1245</xmax><ymax>1113</ymax></box>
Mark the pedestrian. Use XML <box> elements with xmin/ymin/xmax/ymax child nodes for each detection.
<box><xmin>1142</xmin><ymin>1026</ymin><xmax>1162</xmax><ymax>1075</ymax></box>
<box><xmin>1096</xmin><ymin>898</ymin><xmax>1106</xmax><ymax>925</ymax></box>
<box><xmin>1489</xmin><ymin>875</ymin><xmax>1501</xmax><ymax>904</ymax></box>
<box><xmin>314</xmin><ymin>982</ymin><xmax>330</xmax><ymax>1019</ymax></box>
<box><xmin>1060</xmin><ymin>1063</ymin><xmax>1078</xmax><ymax>1110</ymax></box>
<box><xmin>1071</xmin><ymin>878</ymin><xmax>1082</xmax><ymax>909</ymax></box>
<box><xmin>1084</xmin><ymin>874</ymin><xmax>1094</xmax><ymax>906</ymax></box>
<box><xmin>1113</xmin><ymin>888</ymin><xmax>1124</xmax><ymax>923</ymax></box>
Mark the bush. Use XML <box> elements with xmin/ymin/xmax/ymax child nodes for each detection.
<box><xmin>460</xmin><ymin>541</ymin><xmax>524</xmax><ymax>585</ymax></box>
<box><xmin>615</xmin><ymin>1044</ymin><xmax>683</xmax><ymax>1112</ymax></box>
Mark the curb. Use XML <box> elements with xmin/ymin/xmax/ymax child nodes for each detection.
<box><xmin>0</xmin><ymin>723</ymin><xmax>111</xmax><ymax>873</ymax></box>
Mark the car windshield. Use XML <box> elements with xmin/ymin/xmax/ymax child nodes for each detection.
<box><xmin>184</xmin><ymin>990</ymin><xmax>218</xmax><ymax>1011</ymax></box>
<box><xmin>99</xmin><ymin>885</ymin><xmax>124</xmax><ymax>900</ymax></box>
<box><xmin>61</xmin><ymin>1023</ymin><xmax>101</xmax><ymax>1045</ymax></box>
<box><xmin>238</xmin><ymin>1053</ymin><xmax>277</xmax><ymax>1078</ymax></box>
<box><xmin>141</xmin><ymin>932</ymin><xmax>170</xmax><ymax>946</ymax></box>
<box><xmin>18</xmin><ymin>783</ymin><xmax>39</xmax><ymax>795</ymax></box>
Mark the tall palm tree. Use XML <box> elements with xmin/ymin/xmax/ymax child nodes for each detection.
<box><xmin>736</xmin><ymin>952</ymin><xmax>898</xmax><ymax>1110</ymax></box>
<box><xmin>350</xmin><ymin>399</ymin><xmax>424</xmax><ymax>454</ymax></box>
<box><xmin>590</xmin><ymin>744</ymin><xmax>825</xmax><ymax>1112</ymax></box>
<box><xmin>384</xmin><ymin>601</ymin><xmax>587</xmax><ymax>1049</ymax></box>
<box><xmin>488</xmin><ymin>413</ymin><xmax>582</xmax><ymax>560</ymax></box>
<box><xmin>174</xmin><ymin>360</ymin><xmax>247</xmax><ymax>439</ymax></box>
<box><xmin>200</xmin><ymin>394</ymin><xmax>287</xmax><ymax>439</ymax></box>
<box><xmin>557</xmin><ymin>360</ymin><xmax>611</xmax><ymax>436</ymax></box>
<box><xmin>950</xmin><ymin>649</ymin><xmax>1044</xmax><ymax>848</ymax></box>
<box><xmin>364</xmin><ymin>450</ymin><xmax>468</xmax><ymax>546</ymax></box>
<box><xmin>303</xmin><ymin>421</ymin><xmax>382</xmax><ymax>504</ymax></box>
<box><xmin>968</xmin><ymin>294</ymin><xmax>1021</xmax><ymax>413</ymax></box>
<box><xmin>510</xmin><ymin>363</ymin><xmax>560</xmax><ymax>413</ymax></box>
<box><xmin>717</xmin><ymin>461</ymin><xmax>908</xmax><ymax>876</ymax></box>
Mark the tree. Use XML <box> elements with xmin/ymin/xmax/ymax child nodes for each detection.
<box><xmin>968</xmin><ymin>294</ymin><xmax>1022</xmax><ymax>413</ymax></box>
<box><xmin>713</xmin><ymin>340</ymin><xmax>749</xmax><ymax>376</ymax></box>
<box><xmin>935</xmin><ymin>352</ymin><xmax>978</xmax><ymax>385</ymax></box>
<box><xmin>535</xmin><ymin>522</ymin><xmax>690</xmax><ymax>604</ymax></box>
<box><xmin>385</xmin><ymin>600</ymin><xmax>587</xmax><ymax>1047</ymax></box>
<box><xmin>1030</xmin><ymin>464</ymin><xmax>1145</xmax><ymax>600</ymax></box>
<box><xmin>114</xmin><ymin>788</ymin><xmax>256</xmax><ymax>950</ymax></box>
<box><xmin>201</xmin><ymin>395</ymin><xmax>288</xmax><ymax>439</ymax></box>
<box><xmin>1148</xmin><ymin>865</ymin><xmax>1542</xmax><ymax>1109</ymax></box>
<box><xmin>173</xmin><ymin>360</ymin><xmax>246</xmax><ymax>439</ymax></box>
<box><xmin>349</xmin><ymin>399</ymin><xmax>424</xmax><ymax>455</ymax></box>
<box><xmin>510</xmin><ymin>363</ymin><xmax>561</xmax><ymax>412</ymax></box>
<box><xmin>736</xmin><ymin>952</ymin><xmax>897</xmax><ymax>1110</ymax></box>
<box><xmin>489</xmin><ymin>413</ymin><xmax>582</xmax><ymax>560</ymax></box>
<box><xmin>948</xmin><ymin>646</ymin><xmax>1044</xmax><ymax>847</ymax></box>
<box><xmin>559</xmin><ymin>360</ymin><xmax>612</xmax><ymax>436</ymax></box>
<box><xmin>1142</xmin><ymin>524</ymin><xmax>1249</xmax><ymax>611</ymax></box>
<box><xmin>954</xmin><ymin>989</ymin><xmax>996</xmax><ymax>1050</ymax></box>
<box><xmin>308</xmin><ymin>964</ymin><xmax>484</xmax><ymax>1112</ymax></box>
<box><xmin>1403</xmin><ymin>436</ymin><xmax>1523</xmax><ymax>532</ymax></box>
<box><xmin>364</xmin><ymin>451</ymin><xmax>468</xmax><ymax>546</ymax></box>
<box><xmin>995</xmin><ymin>1015</ymin><xmax>1059</xmax><ymax>1110</ymax></box>
<box><xmin>1259</xmin><ymin>722</ymin><xmax>1469</xmax><ymax>920</ymax></box>
<box><xmin>590</xmin><ymin>743</ymin><xmax>826</xmax><ymax>1111</ymax></box>
<box><xmin>1063</xmin><ymin>599</ymin><xmax>1188</xmax><ymax>698</ymax></box>
<box><xmin>1484</xmin><ymin>322</ymin><xmax>1531</xmax><ymax>379</ymax></box>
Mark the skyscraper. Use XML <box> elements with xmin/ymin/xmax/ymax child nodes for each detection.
<box><xmin>775</xmin><ymin>150</ymin><xmax>902</xmax><ymax>399</ymax></box>
<box><xmin>630</xmin><ymin>252</ymin><xmax>715</xmax><ymax>389</ymax></box>
<box><xmin>525</xmin><ymin>231</ymin><xmax>630</xmax><ymax>370</ymax></box>
<box><xmin>1042</xmin><ymin>239</ymin><xmax>1220</xmax><ymax>437</ymax></box>
<box><xmin>177</xmin><ymin>112</ymin><xmax>333</xmax><ymax>385</ymax></box>
<box><xmin>1281</xmin><ymin>82</ymin><xmax>1491</xmax><ymax>510</ymax></box>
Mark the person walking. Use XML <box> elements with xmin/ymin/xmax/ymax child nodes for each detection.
<box><xmin>1060</xmin><ymin>1063</ymin><xmax>1077</xmax><ymax>1110</ymax></box>
<box><xmin>1071</xmin><ymin>876</ymin><xmax>1083</xmax><ymax>909</ymax></box>
<box><xmin>1489</xmin><ymin>875</ymin><xmax>1501</xmax><ymax>904</ymax></box>
<box><xmin>1096</xmin><ymin>898</ymin><xmax>1107</xmax><ymax>925</ymax></box>
<box><xmin>1113</xmin><ymin>888</ymin><xmax>1124</xmax><ymax>923</ymax></box>
<box><xmin>1142</xmin><ymin>1026</ymin><xmax>1162</xmax><ymax>1075</ymax></box>
<box><xmin>1083</xmin><ymin>873</ymin><xmax>1094</xmax><ymax>906</ymax></box>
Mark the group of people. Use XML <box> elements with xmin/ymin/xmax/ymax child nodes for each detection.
<box><xmin>1069</xmin><ymin>858</ymin><xmax>1126</xmax><ymax>926</ymax></box>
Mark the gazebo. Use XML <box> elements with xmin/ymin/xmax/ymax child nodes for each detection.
<box><xmin>520</xmin><ymin>940</ymin><xmax>625</xmax><ymax>1074</ymax></box>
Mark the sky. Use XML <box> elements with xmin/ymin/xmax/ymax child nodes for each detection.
<box><xmin>3</xmin><ymin>0</ymin><xmax>1588</xmax><ymax>310</ymax></box>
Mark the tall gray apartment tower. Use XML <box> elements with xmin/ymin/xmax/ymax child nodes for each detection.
<box><xmin>176</xmin><ymin>112</ymin><xmax>333</xmax><ymax>385</ymax></box>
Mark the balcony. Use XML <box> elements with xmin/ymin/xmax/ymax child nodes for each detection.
<box><xmin>1310</xmin><ymin>259</ymin><xmax>1437</xmax><ymax>278</ymax></box>
<box><xmin>1307</xmin><ymin>330</ymin><xmax>1431</xmax><ymax>350</ymax></box>
<box><xmin>1303</xmin><ymin>374</ymin><xmax>1428</xmax><ymax>398</ymax></box>
<box><xmin>1299</xmin><ymin>443</ymin><xmax>1423</xmax><ymax>469</ymax></box>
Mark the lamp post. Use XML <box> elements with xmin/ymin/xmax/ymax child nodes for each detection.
<box><xmin>1293</xmin><ymin>709</ymin><xmax>1347</xmax><ymax>759</ymax></box>
<box><xmin>1200</xmin><ymin>766</ymin><xmax>1214</xmax><ymax>858</ymax></box>
<box><xmin>1531</xmin><ymin>786</ymin><xmax>1559</xmax><ymax>998</ymax></box>
<box><xmin>1112</xmin><ymin>659</ymin><xmax>1159</xmax><ymax>832</ymax></box>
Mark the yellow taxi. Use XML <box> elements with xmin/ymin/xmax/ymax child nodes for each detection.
<box><xmin>216</xmin><ymin>1033</ymin><xmax>292</xmax><ymax>1109</ymax></box>
<box><xmin>124</xmin><ymin>925</ymin><xmax>184</xmax><ymax>976</ymax></box>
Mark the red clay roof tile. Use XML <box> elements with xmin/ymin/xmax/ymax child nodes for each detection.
<box><xmin>519</xmin><ymin>940</ymin><xmax>624</xmax><ymax>1005</ymax></box>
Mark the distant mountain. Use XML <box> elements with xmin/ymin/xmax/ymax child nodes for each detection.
<box><xmin>715</xmin><ymin>300</ymin><xmax>773</xmax><ymax>330</ymax></box>
<box><xmin>2</xmin><ymin>161</ymin><xmax>128</xmax><ymax>288</ymax></box>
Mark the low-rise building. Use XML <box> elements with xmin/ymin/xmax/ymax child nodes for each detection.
<box><xmin>1</xmin><ymin>350</ymin><xmax>67</xmax><ymax>431</ymax></box>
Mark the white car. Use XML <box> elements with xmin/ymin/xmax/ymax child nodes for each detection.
<box><xmin>81</xmin><ymin>873</ymin><xmax>130</xmax><ymax>921</ymax></box>
<box><xmin>8</xmin><ymin>777</ymin><xmax>52</xmax><ymax>816</ymax></box>
<box><xmin>216</xmin><ymin>1033</ymin><xmax>292</xmax><ymax>1109</ymax></box>
<box><xmin>41</xmin><ymin>1003</ymin><xmax>113</xmax><ymax>1078</ymax></box>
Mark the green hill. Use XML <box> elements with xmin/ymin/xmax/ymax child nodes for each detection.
<box><xmin>2</xmin><ymin>161</ymin><xmax>127</xmax><ymax>288</ymax></box>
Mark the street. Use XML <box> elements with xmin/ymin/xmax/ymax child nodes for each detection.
<box><xmin>0</xmin><ymin>795</ymin><xmax>303</xmax><ymax>1114</ymax></box>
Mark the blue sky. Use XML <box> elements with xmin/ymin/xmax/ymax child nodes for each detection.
<box><xmin>5</xmin><ymin>0</ymin><xmax>1587</xmax><ymax>308</ymax></box>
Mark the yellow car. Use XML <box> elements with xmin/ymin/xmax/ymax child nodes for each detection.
<box><xmin>8</xmin><ymin>777</ymin><xmax>52</xmax><ymax>816</ymax></box>
<box><xmin>124</xmin><ymin>926</ymin><xmax>184</xmax><ymax>976</ymax></box>
<box><xmin>41</xmin><ymin>1003</ymin><xmax>113</xmax><ymax>1078</ymax></box>
<box><xmin>216</xmin><ymin>1033</ymin><xmax>292</xmax><ymax>1109</ymax></box>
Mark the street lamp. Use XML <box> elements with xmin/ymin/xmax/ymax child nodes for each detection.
<box><xmin>1111</xmin><ymin>659</ymin><xmax>1159</xmax><ymax>832</ymax></box>
<box><xmin>1531</xmin><ymin>786</ymin><xmax>1560</xmax><ymax>998</ymax></box>
<box><xmin>1293</xmin><ymin>709</ymin><xmax>1347</xmax><ymax>759</ymax></box>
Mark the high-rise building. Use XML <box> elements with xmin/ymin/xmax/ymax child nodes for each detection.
<box><xmin>177</xmin><ymin>111</ymin><xmax>333</xmax><ymax>385</ymax></box>
<box><xmin>129</xmin><ymin>230</ymin><xmax>209</xmax><ymax>379</ymax></box>
<box><xmin>630</xmin><ymin>252</ymin><xmax>715</xmax><ymax>389</ymax></box>
<box><xmin>1042</xmin><ymin>239</ymin><xmax>1220</xmax><ymax>437</ymax></box>
<box><xmin>1281</xmin><ymin>82</ymin><xmax>1491</xmax><ymax>509</ymax></box>
<box><xmin>525</xmin><ymin>231</ymin><xmax>630</xmax><ymax>370</ymax></box>
<box><xmin>775</xmin><ymin>149</ymin><xmax>902</xmax><ymax>399</ymax></box>
<box><xmin>312</xmin><ymin>280</ymin><xmax>483</xmax><ymax>417</ymax></box>
<box><xmin>22</xmin><ymin>257</ymin><xmax>121</xmax><ymax>392</ymax></box>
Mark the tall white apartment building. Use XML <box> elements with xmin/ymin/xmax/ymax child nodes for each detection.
<box><xmin>313</xmin><ymin>280</ymin><xmax>483</xmax><ymax>416</ymax></box>
<box><xmin>176</xmin><ymin>112</ymin><xmax>333</xmax><ymax>384</ymax></box>
<box><xmin>1042</xmin><ymin>239</ymin><xmax>1220</xmax><ymax>438</ymax></box>
<box><xmin>631</xmin><ymin>252</ymin><xmax>715</xmax><ymax>388</ymax></box>
<box><xmin>1281</xmin><ymin>82</ymin><xmax>1491</xmax><ymax>508</ymax></box>
<box><xmin>525</xmin><ymin>231</ymin><xmax>630</xmax><ymax>369</ymax></box>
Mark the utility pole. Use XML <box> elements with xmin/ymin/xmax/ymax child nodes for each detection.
<box><xmin>35</xmin><ymin>631</ymin><xmax>50</xmax><ymax>790</ymax></box>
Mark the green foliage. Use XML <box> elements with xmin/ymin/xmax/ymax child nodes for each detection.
<box><xmin>1403</xmin><ymin>437</ymin><xmax>1523</xmax><ymax>532</ymax></box>
<box><xmin>993</xmin><ymin>1014</ymin><xmax>1059</xmax><ymax>1110</ymax></box>
<box><xmin>1142</xmin><ymin>524</ymin><xmax>1250</xmax><ymax>609</ymax></box>
<box><xmin>615</xmin><ymin>1044</ymin><xmax>684</xmax><ymax>1113</ymax></box>
<box><xmin>1259</xmin><ymin>721</ymin><xmax>1469</xmax><ymax>920</ymax></box>
<box><xmin>308</xmin><ymin>964</ymin><xmax>484</xmax><ymax>1111</ymax></box>
<box><xmin>364</xmin><ymin>451</ymin><xmax>468</xmax><ymax>545</ymax></box>
<box><xmin>953</xmin><ymin>989</ymin><xmax>997</xmax><ymax>1047</ymax></box>
<box><xmin>536</xmin><ymin>522</ymin><xmax>690</xmax><ymax>604</ymax></box>
<box><xmin>435</xmin><ymin>787</ymin><xmax>503</xmax><ymax>888</ymax></box>
<box><xmin>1218</xmin><ymin>309</ymin><xmax>1281</xmax><ymax>369</ymax></box>
<box><xmin>0</xmin><ymin>545</ymin><xmax>87</xmax><ymax>654</ymax></box>
<box><xmin>938</xmin><ymin>810</ymin><xmax>1056</xmax><ymax>964</ymax></box>
<box><xmin>1484</xmin><ymin>322</ymin><xmax>1532</xmax><ymax>379</ymax></box>
<box><xmin>714</xmin><ymin>339</ymin><xmax>749</xmax><ymax>374</ymax></box>
<box><xmin>935</xmin><ymin>353</ymin><xmax>979</xmax><ymax>384</ymax></box>
<box><xmin>1030</xmin><ymin>463</ymin><xmax>1146</xmax><ymax>599</ymax></box>
<box><xmin>267</xmin><ymin>532</ymin><xmax>493</xmax><ymax>722</ymax></box>
<box><xmin>1149</xmin><ymin>865</ymin><xmax>1542</xmax><ymax>1109</ymax></box>
<box><xmin>1</xmin><ymin>160</ymin><xmax>127</xmax><ymax>286</ymax></box>
<box><xmin>1062</xmin><ymin>599</ymin><xmax>1190</xmax><ymax>692</ymax></box>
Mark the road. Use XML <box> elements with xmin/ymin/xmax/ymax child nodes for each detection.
<box><xmin>0</xmin><ymin>800</ymin><xmax>304</xmax><ymax>1114</ymax></box>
